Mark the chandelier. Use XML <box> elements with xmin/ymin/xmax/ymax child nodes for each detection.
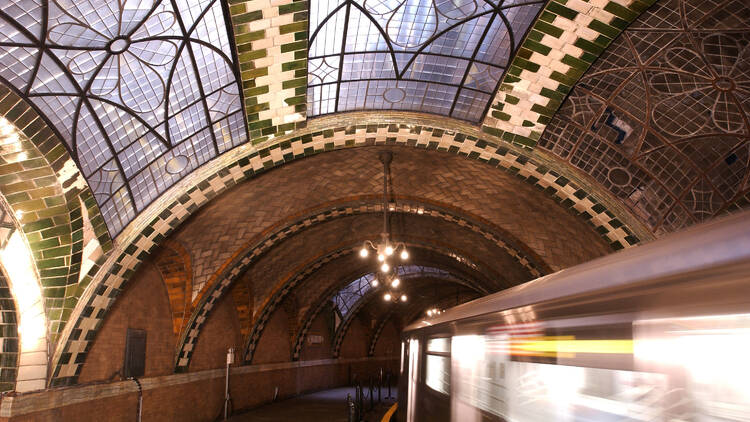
<box><xmin>359</xmin><ymin>152</ymin><xmax>409</xmax><ymax>302</ymax></box>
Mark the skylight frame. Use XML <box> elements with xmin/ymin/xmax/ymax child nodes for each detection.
<box><xmin>306</xmin><ymin>0</ymin><xmax>545</xmax><ymax>122</ymax></box>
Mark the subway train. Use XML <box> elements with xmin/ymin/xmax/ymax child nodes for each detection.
<box><xmin>397</xmin><ymin>211</ymin><xmax>750</xmax><ymax>422</ymax></box>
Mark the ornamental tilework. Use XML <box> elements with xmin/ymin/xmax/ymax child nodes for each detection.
<box><xmin>481</xmin><ymin>0</ymin><xmax>657</xmax><ymax>148</ymax></box>
<box><xmin>0</xmin><ymin>268</ymin><xmax>19</xmax><ymax>392</ymax></box>
<box><xmin>538</xmin><ymin>0</ymin><xmax>750</xmax><ymax>234</ymax></box>
<box><xmin>51</xmin><ymin>119</ymin><xmax>647</xmax><ymax>385</ymax></box>
<box><xmin>367</xmin><ymin>311</ymin><xmax>394</xmax><ymax>357</ymax></box>
<box><xmin>0</xmin><ymin>84</ymin><xmax>111</xmax><ymax>342</ymax></box>
<box><xmin>229</xmin><ymin>0</ymin><xmax>309</xmax><ymax>143</ymax></box>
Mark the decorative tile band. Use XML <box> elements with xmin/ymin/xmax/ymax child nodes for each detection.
<box><xmin>0</xmin><ymin>267</ymin><xmax>18</xmax><ymax>392</ymax></box>
<box><xmin>481</xmin><ymin>0</ymin><xmax>656</xmax><ymax>148</ymax></box>
<box><xmin>0</xmin><ymin>84</ymin><xmax>112</xmax><ymax>341</ymax></box>
<box><xmin>229</xmin><ymin>0</ymin><xmax>309</xmax><ymax>144</ymax></box>
<box><xmin>50</xmin><ymin>115</ymin><xmax>647</xmax><ymax>386</ymax></box>
<box><xmin>367</xmin><ymin>311</ymin><xmax>394</xmax><ymax>357</ymax></box>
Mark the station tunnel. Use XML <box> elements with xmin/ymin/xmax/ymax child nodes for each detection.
<box><xmin>0</xmin><ymin>0</ymin><xmax>747</xmax><ymax>420</ymax></box>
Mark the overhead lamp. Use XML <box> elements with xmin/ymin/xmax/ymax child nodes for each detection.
<box><xmin>400</xmin><ymin>295</ymin><xmax>407</xmax><ymax>302</ymax></box>
<box><xmin>383</xmin><ymin>293</ymin><xmax>392</xmax><ymax>301</ymax></box>
<box><xmin>358</xmin><ymin>152</ymin><xmax>410</xmax><ymax>298</ymax></box>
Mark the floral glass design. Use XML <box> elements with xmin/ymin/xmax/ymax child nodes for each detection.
<box><xmin>0</xmin><ymin>0</ymin><xmax>247</xmax><ymax>236</ymax></box>
<box><xmin>307</xmin><ymin>0</ymin><xmax>544</xmax><ymax>122</ymax></box>
<box><xmin>538</xmin><ymin>0</ymin><xmax>750</xmax><ymax>235</ymax></box>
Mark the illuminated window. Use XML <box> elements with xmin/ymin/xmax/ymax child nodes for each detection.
<box><xmin>426</xmin><ymin>337</ymin><xmax>450</xmax><ymax>394</ymax></box>
<box><xmin>307</xmin><ymin>0</ymin><xmax>544</xmax><ymax>122</ymax></box>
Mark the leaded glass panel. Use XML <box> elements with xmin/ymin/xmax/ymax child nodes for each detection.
<box><xmin>0</xmin><ymin>0</ymin><xmax>248</xmax><ymax>236</ymax></box>
<box><xmin>307</xmin><ymin>0</ymin><xmax>544</xmax><ymax>122</ymax></box>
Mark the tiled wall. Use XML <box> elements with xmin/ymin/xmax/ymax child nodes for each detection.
<box><xmin>0</xmin><ymin>268</ymin><xmax>18</xmax><ymax>392</ymax></box>
<box><xmin>0</xmin><ymin>85</ymin><xmax>112</xmax><ymax>342</ymax></box>
<box><xmin>229</xmin><ymin>0</ymin><xmax>309</xmax><ymax>143</ymax></box>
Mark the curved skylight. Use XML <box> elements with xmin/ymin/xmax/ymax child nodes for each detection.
<box><xmin>307</xmin><ymin>0</ymin><xmax>543</xmax><ymax>122</ymax></box>
<box><xmin>0</xmin><ymin>0</ymin><xmax>247</xmax><ymax>236</ymax></box>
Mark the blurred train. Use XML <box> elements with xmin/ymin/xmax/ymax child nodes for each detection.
<box><xmin>397</xmin><ymin>211</ymin><xmax>750</xmax><ymax>422</ymax></box>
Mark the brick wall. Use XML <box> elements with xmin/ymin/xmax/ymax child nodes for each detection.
<box><xmin>77</xmin><ymin>262</ymin><xmax>174</xmax><ymax>383</ymax></box>
<box><xmin>189</xmin><ymin>294</ymin><xmax>243</xmax><ymax>372</ymax></box>
<box><xmin>0</xmin><ymin>357</ymin><xmax>397</xmax><ymax>421</ymax></box>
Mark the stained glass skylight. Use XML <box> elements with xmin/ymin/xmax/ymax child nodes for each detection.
<box><xmin>0</xmin><ymin>0</ymin><xmax>247</xmax><ymax>236</ymax></box>
<box><xmin>307</xmin><ymin>0</ymin><xmax>543</xmax><ymax>122</ymax></box>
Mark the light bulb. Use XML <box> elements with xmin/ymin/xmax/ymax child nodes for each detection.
<box><xmin>377</xmin><ymin>254</ymin><xmax>385</xmax><ymax>262</ymax></box>
<box><xmin>400</xmin><ymin>295</ymin><xmax>407</xmax><ymax>302</ymax></box>
<box><xmin>359</xmin><ymin>248</ymin><xmax>368</xmax><ymax>258</ymax></box>
<box><xmin>371</xmin><ymin>280</ymin><xmax>378</xmax><ymax>287</ymax></box>
<box><xmin>391</xmin><ymin>278</ymin><xmax>400</xmax><ymax>288</ymax></box>
<box><xmin>427</xmin><ymin>310</ymin><xmax>433</xmax><ymax>316</ymax></box>
<box><xmin>380</xmin><ymin>263</ymin><xmax>390</xmax><ymax>273</ymax></box>
<box><xmin>385</xmin><ymin>245</ymin><xmax>394</xmax><ymax>256</ymax></box>
<box><xmin>400</xmin><ymin>250</ymin><xmax>409</xmax><ymax>260</ymax></box>
<box><xmin>383</xmin><ymin>293</ymin><xmax>391</xmax><ymax>301</ymax></box>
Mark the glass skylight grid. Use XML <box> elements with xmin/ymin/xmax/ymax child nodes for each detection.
<box><xmin>0</xmin><ymin>0</ymin><xmax>248</xmax><ymax>237</ymax></box>
<box><xmin>307</xmin><ymin>0</ymin><xmax>544</xmax><ymax>122</ymax></box>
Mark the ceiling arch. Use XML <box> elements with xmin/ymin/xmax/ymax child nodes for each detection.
<box><xmin>186</xmin><ymin>209</ymin><xmax>540</xmax><ymax>370</ymax></box>
<box><xmin>288</xmin><ymin>251</ymin><xmax>490</xmax><ymax>362</ymax></box>
<box><xmin>50</xmin><ymin>139</ymin><xmax>626</xmax><ymax>385</ymax></box>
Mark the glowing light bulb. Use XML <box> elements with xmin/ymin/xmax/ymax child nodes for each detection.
<box><xmin>391</xmin><ymin>278</ymin><xmax>400</xmax><ymax>288</ymax></box>
<box><xmin>385</xmin><ymin>245</ymin><xmax>394</xmax><ymax>256</ymax></box>
<box><xmin>427</xmin><ymin>310</ymin><xmax>433</xmax><ymax>316</ymax></box>
<box><xmin>377</xmin><ymin>254</ymin><xmax>385</xmax><ymax>262</ymax></box>
<box><xmin>400</xmin><ymin>295</ymin><xmax>407</xmax><ymax>302</ymax></box>
<box><xmin>380</xmin><ymin>263</ymin><xmax>390</xmax><ymax>273</ymax></box>
<box><xmin>359</xmin><ymin>248</ymin><xmax>368</xmax><ymax>258</ymax></box>
<box><xmin>371</xmin><ymin>280</ymin><xmax>378</xmax><ymax>287</ymax></box>
<box><xmin>400</xmin><ymin>250</ymin><xmax>409</xmax><ymax>260</ymax></box>
<box><xmin>383</xmin><ymin>293</ymin><xmax>392</xmax><ymax>301</ymax></box>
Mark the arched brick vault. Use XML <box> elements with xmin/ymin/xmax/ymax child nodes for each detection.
<box><xmin>330</xmin><ymin>276</ymin><xmax>481</xmax><ymax>359</ymax></box>
<box><xmin>52</xmin><ymin>124</ymin><xmax>646</xmax><ymax>385</ymax></box>
<box><xmin>173</xmin><ymin>196</ymin><xmax>544</xmax><ymax>354</ymax></box>
<box><xmin>187</xmin><ymin>210</ymin><xmax>541</xmax><ymax>369</ymax></box>
<box><xmin>152</xmin><ymin>240</ymin><xmax>193</xmax><ymax>340</ymax></box>
<box><xmin>250</xmin><ymin>244</ymin><xmax>490</xmax><ymax>363</ymax></box>
<box><xmin>165</xmin><ymin>141</ymin><xmax>624</xmax><ymax>370</ymax></box>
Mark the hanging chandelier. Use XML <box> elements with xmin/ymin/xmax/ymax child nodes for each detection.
<box><xmin>359</xmin><ymin>152</ymin><xmax>409</xmax><ymax>302</ymax></box>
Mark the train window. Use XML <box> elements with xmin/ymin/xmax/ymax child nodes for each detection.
<box><xmin>427</xmin><ymin>337</ymin><xmax>450</xmax><ymax>353</ymax></box>
<box><xmin>425</xmin><ymin>337</ymin><xmax>451</xmax><ymax>394</ymax></box>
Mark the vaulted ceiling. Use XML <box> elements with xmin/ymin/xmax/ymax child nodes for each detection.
<box><xmin>0</xmin><ymin>0</ymin><xmax>747</xmax><ymax>390</ymax></box>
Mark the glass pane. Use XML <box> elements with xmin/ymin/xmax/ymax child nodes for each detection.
<box><xmin>426</xmin><ymin>354</ymin><xmax>451</xmax><ymax>394</ymax></box>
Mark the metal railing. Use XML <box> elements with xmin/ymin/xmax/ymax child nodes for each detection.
<box><xmin>347</xmin><ymin>368</ymin><xmax>395</xmax><ymax>422</ymax></box>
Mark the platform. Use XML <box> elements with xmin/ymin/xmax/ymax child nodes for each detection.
<box><xmin>229</xmin><ymin>386</ymin><xmax>398</xmax><ymax>422</ymax></box>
